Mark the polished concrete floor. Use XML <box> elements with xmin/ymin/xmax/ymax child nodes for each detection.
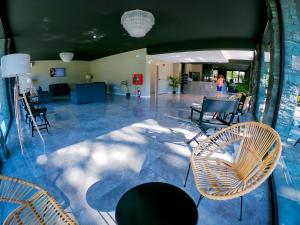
<box><xmin>273</xmin><ymin>105</ymin><xmax>300</xmax><ymax>225</ymax></box>
<box><xmin>2</xmin><ymin>94</ymin><xmax>271</xmax><ymax>225</ymax></box>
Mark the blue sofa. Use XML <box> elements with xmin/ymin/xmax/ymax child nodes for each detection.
<box><xmin>70</xmin><ymin>82</ymin><xmax>107</xmax><ymax>104</ymax></box>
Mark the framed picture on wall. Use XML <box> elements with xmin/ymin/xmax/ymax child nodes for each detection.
<box><xmin>50</xmin><ymin>68</ymin><xmax>65</xmax><ymax>77</ymax></box>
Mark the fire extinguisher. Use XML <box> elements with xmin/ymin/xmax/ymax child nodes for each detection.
<box><xmin>136</xmin><ymin>87</ymin><xmax>141</xmax><ymax>98</ymax></box>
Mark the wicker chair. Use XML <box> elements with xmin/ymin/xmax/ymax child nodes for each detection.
<box><xmin>190</xmin><ymin>122</ymin><xmax>282</xmax><ymax>220</ymax></box>
<box><xmin>0</xmin><ymin>175</ymin><xmax>77</xmax><ymax>225</ymax></box>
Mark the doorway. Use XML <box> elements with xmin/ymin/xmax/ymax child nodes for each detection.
<box><xmin>150</xmin><ymin>64</ymin><xmax>159</xmax><ymax>96</ymax></box>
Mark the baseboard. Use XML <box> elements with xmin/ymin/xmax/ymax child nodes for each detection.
<box><xmin>109</xmin><ymin>92</ymin><xmax>150</xmax><ymax>98</ymax></box>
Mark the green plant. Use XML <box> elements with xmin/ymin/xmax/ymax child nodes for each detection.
<box><xmin>235</xmin><ymin>82</ymin><xmax>250</xmax><ymax>95</ymax></box>
<box><xmin>168</xmin><ymin>76</ymin><xmax>180</xmax><ymax>93</ymax></box>
<box><xmin>120</xmin><ymin>80</ymin><xmax>130</xmax><ymax>94</ymax></box>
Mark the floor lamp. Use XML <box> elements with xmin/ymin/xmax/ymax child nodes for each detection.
<box><xmin>1</xmin><ymin>53</ymin><xmax>44</xmax><ymax>154</ymax></box>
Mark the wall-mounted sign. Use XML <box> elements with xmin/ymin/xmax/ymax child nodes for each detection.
<box><xmin>132</xmin><ymin>73</ymin><xmax>143</xmax><ymax>85</ymax></box>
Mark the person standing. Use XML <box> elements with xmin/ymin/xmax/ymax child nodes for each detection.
<box><xmin>216</xmin><ymin>74</ymin><xmax>224</xmax><ymax>96</ymax></box>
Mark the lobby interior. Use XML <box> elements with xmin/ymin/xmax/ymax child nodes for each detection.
<box><xmin>0</xmin><ymin>0</ymin><xmax>300</xmax><ymax>225</ymax></box>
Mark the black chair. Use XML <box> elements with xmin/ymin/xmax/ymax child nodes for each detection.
<box><xmin>184</xmin><ymin>97</ymin><xmax>239</xmax><ymax>187</ymax></box>
<box><xmin>37</xmin><ymin>86</ymin><xmax>53</xmax><ymax>103</ymax></box>
<box><xmin>234</xmin><ymin>95</ymin><xmax>252</xmax><ymax>123</ymax></box>
<box><xmin>23</xmin><ymin>94</ymin><xmax>50</xmax><ymax>137</ymax></box>
<box><xmin>188</xmin><ymin>97</ymin><xmax>239</xmax><ymax>144</ymax></box>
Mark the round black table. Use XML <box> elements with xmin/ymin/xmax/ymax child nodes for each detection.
<box><xmin>115</xmin><ymin>182</ymin><xmax>198</xmax><ymax>225</ymax></box>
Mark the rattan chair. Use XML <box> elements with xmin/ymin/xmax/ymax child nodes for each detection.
<box><xmin>0</xmin><ymin>175</ymin><xmax>77</xmax><ymax>225</ymax></box>
<box><xmin>190</xmin><ymin>122</ymin><xmax>282</xmax><ymax>220</ymax></box>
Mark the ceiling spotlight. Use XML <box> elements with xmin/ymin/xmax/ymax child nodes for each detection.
<box><xmin>59</xmin><ymin>52</ymin><xmax>74</xmax><ymax>62</ymax></box>
<box><xmin>121</xmin><ymin>9</ymin><xmax>155</xmax><ymax>38</ymax></box>
<box><xmin>93</xmin><ymin>35</ymin><xmax>97</xmax><ymax>39</ymax></box>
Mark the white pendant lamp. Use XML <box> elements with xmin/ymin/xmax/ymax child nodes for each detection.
<box><xmin>59</xmin><ymin>52</ymin><xmax>74</xmax><ymax>62</ymax></box>
<box><xmin>1</xmin><ymin>53</ymin><xmax>31</xmax><ymax>77</ymax></box>
<box><xmin>121</xmin><ymin>9</ymin><xmax>155</xmax><ymax>38</ymax></box>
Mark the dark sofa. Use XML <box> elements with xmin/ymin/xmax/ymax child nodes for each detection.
<box><xmin>70</xmin><ymin>82</ymin><xmax>107</xmax><ymax>104</ymax></box>
<box><xmin>37</xmin><ymin>86</ymin><xmax>53</xmax><ymax>103</ymax></box>
<box><xmin>49</xmin><ymin>83</ymin><xmax>70</xmax><ymax>96</ymax></box>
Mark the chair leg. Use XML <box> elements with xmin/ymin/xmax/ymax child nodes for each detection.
<box><xmin>197</xmin><ymin>194</ymin><xmax>204</xmax><ymax>207</ymax></box>
<box><xmin>294</xmin><ymin>137</ymin><xmax>300</xmax><ymax>146</ymax></box>
<box><xmin>183</xmin><ymin>162</ymin><xmax>191</xmax><ymax>187</ymax></box>
<box><xmin>43</xmin><ymin>115</ymin><xmax>50</xmax><ymax>131</ymax></box>
<box><xmin>239</xmin><ymin>196</ymin><xmax>243</xmax><ymax>221</ymax></box>
<box><xmin>44</xmin><ymin>116</ymin><xmax>50</xmax><ymax>127</ymax></box>
<box><xmin>191</xmin><ymin>108</ymin><xmax>194</xmax><ymax>121</ymax></box>
<box><xmin>186</xmin><ymin>132</ymin><xmax>202</xmax><ymax>144</ymax></box>
<box><xmin>31</xmin><ymin>121</ymin><xmax>34</xmax><ymax>137</ymax></box>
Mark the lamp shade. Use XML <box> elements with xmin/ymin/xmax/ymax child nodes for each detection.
<box><xmin>1</xmin><ymin>53</ymin><xmax>31</xmax><ymax>78</ymax></box>
<box><xmin>121</xmin><ymin>9</ymin><xmax>155</xmax><ymax>38</ymax></box>
<box><xmin>59</xmin><ymin>52</ymin><xmax>74</xmax><ymax>62</ymax></box>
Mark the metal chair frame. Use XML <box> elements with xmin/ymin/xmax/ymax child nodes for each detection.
<box><xmin>188</xmin><ymin>122</ymin><xmax>282</xmax><ymax>221</ymax></box>
<box><xmin>187</xmin><ymin>97</ymin><xmax>239</xmax><ymax>144</ymax></box>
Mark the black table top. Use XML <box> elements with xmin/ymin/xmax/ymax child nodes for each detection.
<box><xmin>115</xmin><ymin>182</ymin><xmax>198</xmax><ymax>225</ymax></box>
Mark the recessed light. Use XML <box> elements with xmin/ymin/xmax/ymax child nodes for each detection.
<box><xmin>93</xmin><ymin>35</ymin><xmax>97</xmax><ymax>39</ymax></box>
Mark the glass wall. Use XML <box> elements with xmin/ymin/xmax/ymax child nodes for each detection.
<box><xmin>0</xmin><ymin>31</ymin><xmax>12</xmax><ymax>139</ymax></box>
<box><xmin>0</xmin><ymin>77</ymin><xmax>11</xmax><ymax>138</ymax></box>
<box><xmin>255</xmin><ymin>22</ymin><xmax>271</xmax><ymax>122</ymax></box>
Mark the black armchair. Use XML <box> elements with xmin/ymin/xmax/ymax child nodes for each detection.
<box><xmin>188</xmin><ymin>97</ymin><xmax>239</xmax><ymax>144</ymax></box>
<box><xmin>184</xmin><ymin>97</ymin><xmax>239</xmax><ymax>187</ymax></box>
<box><xmin>23</xmin><ymin>93</ymin><xmax>50</xmax><ymax>136</ymax></box>
<box><xmin>37</xmin><ymin>86</ymin><xmax>53</xmax><ymax>103</ymax></box>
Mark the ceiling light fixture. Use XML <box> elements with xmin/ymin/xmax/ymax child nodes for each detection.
<box><xmin>121</xmin><ymin>9</ymin><xmax>155</xmax><ymax>38</ymax></box>
<box><xmin>59</xmin><ymin>52</ymin><xmax>74</xmax><ymax>62</ymax></box>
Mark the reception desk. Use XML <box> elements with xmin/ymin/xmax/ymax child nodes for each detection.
<box><xmin>183</xmin><ymin>81</ymin><xmax>218</xmax><ymax>96</ymax></box>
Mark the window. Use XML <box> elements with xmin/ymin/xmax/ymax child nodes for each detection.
<box><xmin>0</xmin><ymin>79</ymin><xmax>11</xmax><ymax>138</ymax></box>
<box><xmin>0</xmin><ymin>38</ymin><xmax>12</xmax><ymax>139</ymax></box>
<box><xmin>226</xmin><ymin>71</ymin><xmax>245</xmax><ymax>83</ymax></box>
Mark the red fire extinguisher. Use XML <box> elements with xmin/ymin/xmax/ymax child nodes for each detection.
<box><xmin>136</xmin><ymin>87</ymin><xmax>141</xmax><ymax>98</ymax></box>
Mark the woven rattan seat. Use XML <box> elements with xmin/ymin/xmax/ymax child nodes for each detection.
<box><xmin>0</xmin><ymin>175</ymin><xmax>77</xmax><ymax>225</ymax></box>
<box><xmin>191</xmin><ymin>122</ymin><xmax>282</xmax><ymax>201</ymax></box>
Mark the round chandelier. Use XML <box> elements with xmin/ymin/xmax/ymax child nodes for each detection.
<box><xmin>59</xmin><ymin>52</ymin><xmax>74</xmax><ymax>62</ymax></box>
<box><xmin>121</xmin><ymin>9</ymin><xmax>155</xmax><ymax>38</ymax></box>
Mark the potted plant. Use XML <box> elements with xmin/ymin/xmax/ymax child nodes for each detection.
<box><xmin>121</xmin><ymin>80</ymin><xmax>131</xmax><ymax>97</ymax></box>
<box><xmin>235</xmin><ymin>82</ymin><xmax>250</xmax><ymax>96</ymax></box>
<box><xmin>168</xmin><ymin>76</ymin><xmax>180</xmax><ymax>94</ymax></box>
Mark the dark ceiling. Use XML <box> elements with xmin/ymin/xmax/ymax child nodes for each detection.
<box><xmin>2</xmin><ymin>0</ymin><xmax>267</xmax><ymax>61</ymax></box>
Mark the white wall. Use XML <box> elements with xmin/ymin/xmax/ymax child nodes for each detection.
<box><xmin>91</xmin><ymin>49</ymin><xmax>149</xmax><ymax>97</ymax></box>
<box><xmin>20</xmin><ymin>60</ymin><xmax>91</xmax><ymax>93</ymax></box>
<box><xmin>149</xmin><ymin>58</ymin><xmax>175</xmax><ymax>94</ymax></box>
<box><xmin>19</xmin><ymin>48</ymin><xmax>155</xmax><ymax>97</ymax></box>
<box><xmin>184</xmin><ymin>63</ymin><xmax>202</xmax><ymax>75</ymax></box>
<box><xmin>192</xmin><ymin>64</ymin><xmax>203</xmax><ymax>74</ymax></box>
<box><xmin>173</xmin><ymin>64</ymin><xmax>181</xmax><ymax>77</ymax></box>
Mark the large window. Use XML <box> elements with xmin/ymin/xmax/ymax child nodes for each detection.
<box><xmin>0</xmin><ymin>78</ymin><xmax>11</xmax><ymax>138</ymax></box>
<box><xmin>226</xmin><ymin>71</ymin><xmax>245</xmax><ymax>83</ymax></box>
<box><xmin>0</xmin><ymin>37</ymin><xmax>12</xmax><ymax>139</ymax></box>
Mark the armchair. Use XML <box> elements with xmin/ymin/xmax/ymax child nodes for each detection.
<box><xmin>0</xmin><ymin>175</ymin><xmax>77</xmax><ymax>225</ymax></box>
<box><xmin>190</xmin><ymin>122</ymin><xmax>281</xmax><ymax>220</ymax></box>
<box><xmin>37</xmin><ymin>86</ymin><xmax>53</xmax><ymax>103</ymax></box>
